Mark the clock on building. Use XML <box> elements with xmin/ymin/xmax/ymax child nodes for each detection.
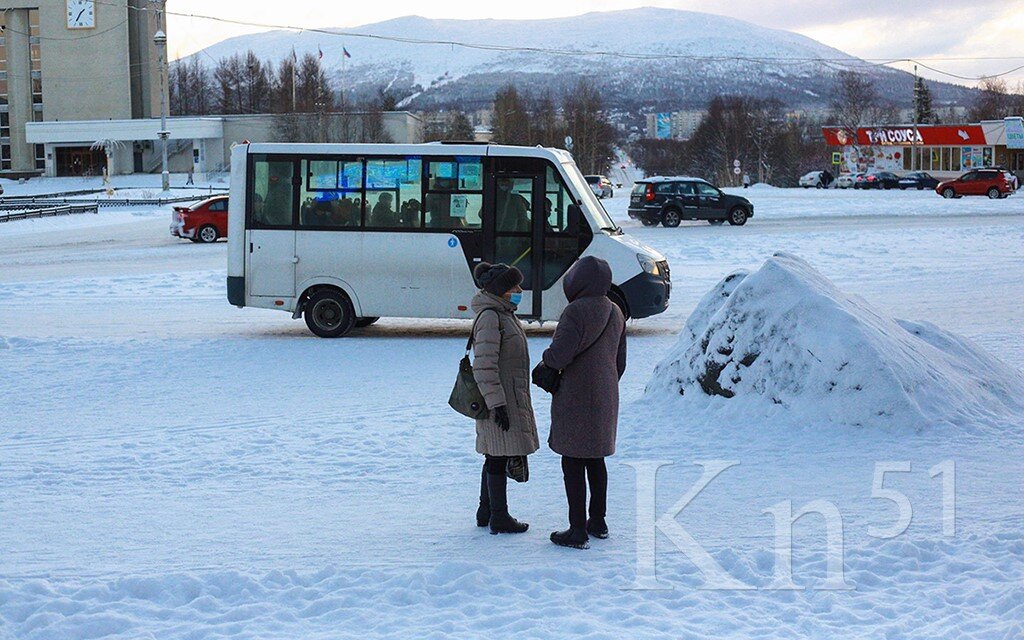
<box><xmin>66</xmin><ymin>0</ymin><xmax>96</xmax><ymax>29</ymax></box>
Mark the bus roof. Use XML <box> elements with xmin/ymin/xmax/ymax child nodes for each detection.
<box><xmin>243</xmin><ymin>142</ymin><xmax>575</xmax><ymax>164</ymax></box>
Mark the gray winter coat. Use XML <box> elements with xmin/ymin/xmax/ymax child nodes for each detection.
<box><xmin>471</xmin><ymin>291</ymin><xmax>540</xmax><ymax>457</ymax></box>
<box><xmin>542</xmin><ymin>257</ymin><xmax>627</xmax><ymax>458</ymax></box>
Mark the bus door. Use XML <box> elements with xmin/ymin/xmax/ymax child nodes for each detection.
<box><xmin>487</xmin><ymin>163</ymin><xmax>546</xmax><ymax>318</ymax></box>
<box><xmin>247</xmin><ymin>156</ymin><xmax>298</xmax><ymax>298</ymax></box>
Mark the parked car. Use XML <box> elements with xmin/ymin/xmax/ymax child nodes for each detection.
<box><xmin>898</xmin><ymin>172</ymin><xmax>940</xmax><ymax>190</ymax></box>
<box><xmin>0</xmin><ymin>183</ymin><xmax>5</xmax><ymax>196</ymax></box>
<box><xmin>836</xmin><ymin>172</ymin><xmax>863</xmax><ymax>189</ymax></box>
<box><xmin>936</xmin><ymin>169</ymin><xmax>1016</xmax><ymax>199</ymax></box>
<box><xmin>851</xmin><ymin>173</ymin><xmax>871</xmax><ymax>189</ymax></box>
<box><xmin>585</xmin><ymin>174</ymin><xmax>614</xmax><ymax>199</ymax></box>
<box><xmin>799</xmin><ymin>170</ymin><xmax>834</xmax><ymax>188</ymax></box>
<box><xmin>628</xmin><ymin>176</ymin><xmax>754</xmax><ymax>227</ymax></box>
<box><xmin>861</xmin><ymin>171</ymin><xmax>900</xmax><ymax>190</ymax></box>
<box><xmin>170</xmin><ymin>195</ymin><xmax>229</xmax><ymax>243</ymax></box>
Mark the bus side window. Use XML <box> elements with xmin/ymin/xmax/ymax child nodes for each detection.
<box><xmin>366</xmin><ymin>157</ymin><xmax>423</xmax><ymax>229</ymax></box>
<box><xmin>425</xmin><ymin>158</ymin><xmax>482</xmax><ymax>229</ymax></box>
<box><xmin>299</xmin><ymin>159</ymin><xmax>363</xmax><ymax>228</ymax></box>
<box><xmin>252</xmin><ymin>158</ymin><xmax>295</xmax><ymax>227</ymax></box>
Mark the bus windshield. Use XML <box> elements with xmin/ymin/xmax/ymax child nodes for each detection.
<box><xmin>561</xmin><ymin>161</ymin><xmax>620</xmax><ymax>233</ymax></box>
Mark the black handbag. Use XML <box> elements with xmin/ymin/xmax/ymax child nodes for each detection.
<box><xmin>448</xmin><ymin>311</ymin><xmax>496</xmax><ymax>420</ymax></box>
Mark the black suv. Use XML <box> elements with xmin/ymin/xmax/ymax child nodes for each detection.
<box><xmin>628</xmin><ymin>177</ymin><xmax>753</xmax><ymax>227</ymax></box>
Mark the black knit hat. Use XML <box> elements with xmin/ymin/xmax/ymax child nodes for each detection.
<box><xmin>473</xmin><ymin>262</ymin><xmax>523</xmax><ymax>296</ymax></box>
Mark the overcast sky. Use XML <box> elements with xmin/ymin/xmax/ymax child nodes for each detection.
<box><xmin>166</xmin><ymin>0</ymin><xmax>1024</xmax><ymax>87</ymax></box>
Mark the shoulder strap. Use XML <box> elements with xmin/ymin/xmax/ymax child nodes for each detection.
<box><xmin>466</xmin><ymin>309</ymin><xmax>503</xmax><ymax>354</ymax></box>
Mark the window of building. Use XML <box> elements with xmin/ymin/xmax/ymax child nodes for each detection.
<box><xmin>366</xmin><ymin>157</ymin><xmax>422</xmax><ymax>229</ymax></box>
<box><xmin>35</xmin><ymin>143</ymin><xmax>44</xmax><ymax>170</ymax></box>
<box><xmin>425</xmin><ymin>158</ymin><xmax>483</xmax><ymax>229</ymax></box>
<box><xmin>299</xmin><ymin>158</ymin><xmax>363</xmax><ymax>228</ymax></box>
<box><xmin>251</xmin><ymin>157</ymin><xmax>296</xmax><ymax>227</ymax></box>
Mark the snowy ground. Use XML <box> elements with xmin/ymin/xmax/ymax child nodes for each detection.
<box><xmin>1</xmin><ymin>184</ymin><xmax>1023</xmax><ymax>638</ymax></box>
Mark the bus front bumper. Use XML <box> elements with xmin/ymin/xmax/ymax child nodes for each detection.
<box><xmin>619</xmin><ymin>271</ymin><xmax>670</xmax><ymax>319</ymax></box>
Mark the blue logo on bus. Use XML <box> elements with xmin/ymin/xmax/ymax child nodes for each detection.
<box><xmin>448</xmin><ymin>237</ymin><xmax>458</xmax><ymax>248</ymax></box>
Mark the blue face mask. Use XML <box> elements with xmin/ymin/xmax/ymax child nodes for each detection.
<box><xmin>509</xmin><ymin>292</ymin><xmax>523</xmax><ymax>306</ymax></box>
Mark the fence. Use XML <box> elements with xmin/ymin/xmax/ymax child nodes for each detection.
<box><xmin>0</xmin><ymin>203</ymin><xmax>99</xmax><ymax>223</ymax></box>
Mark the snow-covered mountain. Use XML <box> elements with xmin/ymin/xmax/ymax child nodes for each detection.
<box><xmin>186</xmin><ymin>7</ymin><xmax>976</xmax><ymax>111</ymax></box>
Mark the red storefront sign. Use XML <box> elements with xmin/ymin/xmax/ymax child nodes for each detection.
<box><xmin>822</xmin><ymin>125</ymin><xmax>987</xmax><ymax>146</ymax></box>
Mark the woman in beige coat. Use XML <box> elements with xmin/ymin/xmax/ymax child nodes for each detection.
<box><xmin>471</xmin><ymin>262</ymin><xmax>540</xmax><ymax>534</ymax></box>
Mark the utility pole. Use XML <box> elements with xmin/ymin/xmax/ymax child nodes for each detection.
<box><xmin>155</xmin><ymin>27</ymin><xmax>169</xmax><ymax>191</ymax></box>
<box><xmin>913</xmin><ymin>64</ymin><xmax>920</xmax><ymax>172</ymax></box>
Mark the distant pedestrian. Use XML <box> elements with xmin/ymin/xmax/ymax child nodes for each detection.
<box><xmin>470</xmin><ymin>262</ymin><xmax>540</xmax><ymax>535</ymax></box>
<box><xmin>186</xmin><ymin>168</ymin><xmax>195</xmax><ymax>186</ymax></box>
<box><xmin>742</xmin><ymin>173</ymin><xmax>751</xmax><ymax>188</ymax></box>
<box><xmin>532</xmin><ymin>256</ymin><xmax>626</xmax><ymax>550</ymax></box>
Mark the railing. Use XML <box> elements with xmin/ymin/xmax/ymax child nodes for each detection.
<box><xmin>0</xmin><ymin>191</ymin><xmax>227</xmax><ymax>209</ymax></box>
<box><xmin>0</xmin><ymin>203</ymin><xmax>99</xmax><ymax>223</ymax></box>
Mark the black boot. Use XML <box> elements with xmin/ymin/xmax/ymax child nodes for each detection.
<box><xmin>486</xmin><ymin>472</ymin><xmax>528</xmax><ymax>534</ymax></box>
<box><xmin>550</xmin><ymin>527</ymin><xmax>589</xmax><ymax>549</ymax></box>
<box><xmin>586</xmin><ymin>518</ymin><xmax>609</xmax><ymax>539</ymax></box>
<box><xmin>476</xmin><ymin>464</ymin><xmax>490</xmax><ymax>527</ymax></box>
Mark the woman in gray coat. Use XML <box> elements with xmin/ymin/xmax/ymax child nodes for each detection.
<box><xmin>470</xmin><ymin>262</ymin><xmax>540</xmax><ymax>534</ymax></box>
<box><xmin>533</xmin><ymin>256</ymin><xmax>626</xmax><ymax>549</ymax></box>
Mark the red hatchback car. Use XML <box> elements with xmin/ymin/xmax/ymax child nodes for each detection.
<box><xmin>171</xmin><ymin>195</ymin><xmax>229</xmax><ymax>243</ymax></box>
<box><xmin>936</xmin><ymin>169</ymin><xmax>1017</xmax><ymax>199</ymax></box>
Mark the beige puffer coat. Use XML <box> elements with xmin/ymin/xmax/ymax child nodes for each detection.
<box><xmin>470</xmin><ymin>291</ymin><xmax>540</xmax><ymax>457</ymax></box>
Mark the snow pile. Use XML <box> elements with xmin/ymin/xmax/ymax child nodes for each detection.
<box><xmin>647</xmin><ymin>253</ymin><xmax>1024</xmax><ymax>430</ymax></box>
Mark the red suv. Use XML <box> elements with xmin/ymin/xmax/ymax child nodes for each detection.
<box><xmin>936</xmin><ymin>169</ymin><xmax>1016</xmax><ymax>199</ymax></box>
<box><xmin>171</xmin><ymin>195</ymin><xmax>229</xmax><ymax>242</ymax></box>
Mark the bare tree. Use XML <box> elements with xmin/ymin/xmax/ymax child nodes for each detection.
<box><xmin>969</xmin><ymin>77</ymin><xmax>1010</xmax><ymax>122</ymax></box>
<box><xmin>492</xmin><ymin>84</ymin><xmax>532</xmax><ymax>145</ymax></box>
<box><xmin>532</xmin><ymin>90</ymin><xmax>563</xmax><ymax>148</ymax></box>
<box><xmin>562</xmin><ymin>79</ymin><xmax>616</xmax><ymax>175</ymax></box>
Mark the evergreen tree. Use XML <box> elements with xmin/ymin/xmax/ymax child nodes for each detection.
<box><xmin>914</xmin><ymin>76</ymin><xmax>936</xmax><ymax>124</ymax></box>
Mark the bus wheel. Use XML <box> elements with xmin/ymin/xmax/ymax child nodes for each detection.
<box><xmin>354</xmin><ymin>317</ymin><xmax>379</xmax><ymax>328</ymax></box>
<box><xmin>304</xmin><ymin>289</ymin><xmax>356</xmax><ymax>338</ymax></box>
<box><xmin>607</xmin><ymin>288</ymin><xmax>630</xmax><ymax>320</ymax></box>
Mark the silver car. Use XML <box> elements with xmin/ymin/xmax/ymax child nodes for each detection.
<box><xmin>585</xmin><ymin>175</ymin><xmax>614</xmax><ymax>199</ymax></box>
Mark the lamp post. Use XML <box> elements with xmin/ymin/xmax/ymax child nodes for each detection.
<box><xmin>154</xmin><ymin>28</ymin><xmax>169</xmax><ymax>192</ymax></box>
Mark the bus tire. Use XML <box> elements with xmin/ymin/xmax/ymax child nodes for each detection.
<box><xmin>354</xmin><ymin>316</ymin><xmax>379</xmax><ymax>328</ymax></box>
<box><xmin>607</xmin><ymin>288</ymin><xmax>630</xmax><ymax>320</ymax></box>
<box><xmin>304</xmin><ymin>288</ymin><xmax>356</xmax><ymax>338</ymax></box>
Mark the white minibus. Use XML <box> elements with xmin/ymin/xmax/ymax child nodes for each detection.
<box><xmin>227</xmin><ymin>142</ymin><xmax>670</xmax><ymax>337</ymax></box>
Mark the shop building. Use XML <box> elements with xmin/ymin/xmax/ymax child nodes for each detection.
<box><xmin>822</xmin><ymin>118</ymin><xmax>1024</xmax><ymax>179</ymax></box>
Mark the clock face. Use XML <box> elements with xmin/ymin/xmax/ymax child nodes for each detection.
<box><xmin>66</xmin><ymin>0</ymin><xmax>96</xmax><ymax>29</ymax></box>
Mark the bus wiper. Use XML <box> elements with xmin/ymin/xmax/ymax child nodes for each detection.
<box><xmin>600</xmin><ymin>226</ymin><xmax>623</xmax><ymax>235</ymax></box>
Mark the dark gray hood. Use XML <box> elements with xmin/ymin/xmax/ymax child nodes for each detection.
<box><xmin>563</xmin><ymin>256</ymin><xmax>612</xmax><ymax>302</ymax></box>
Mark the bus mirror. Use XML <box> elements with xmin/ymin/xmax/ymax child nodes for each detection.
<box><xmin>568</xmin><ymin>204</ymin><xmax>583</xmax><ymax>233</ymax></box>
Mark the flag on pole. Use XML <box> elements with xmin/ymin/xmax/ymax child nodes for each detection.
<box><xmin>343</xmin><ymin>47</ymin><xmax>351</xmax><ymax>59</ymax></box>
<box><xmin>318</xmin><ymin>45</ymin><xmax>323</xmax><ymax>60</ymax></box>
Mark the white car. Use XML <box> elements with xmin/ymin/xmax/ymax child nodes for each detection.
<box><xmin>585</xmin><ymin>175</ymin><xmax>614</xmax><ymax>199</ymax></box>
<box><xmin>836</xmin><ymin>173</ymin><xmax>862</xmax><ymax>189</ymax></box>
<box><xmin>799</xmin><ymin>171</ymin><xmax>834</xmax><ymax>189</ymax></box>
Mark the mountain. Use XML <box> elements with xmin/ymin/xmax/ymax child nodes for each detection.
<box><xmin>185</xmin><ymin>7</ymin><xmax>978</xmax><ymax>113</ymax></box>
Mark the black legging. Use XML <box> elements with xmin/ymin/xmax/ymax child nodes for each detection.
<box><xmin>484</xmin><ymin>455</ymin><xmax>509</xmax><ymax>475</ymax></box>
<box><xmin>561</xmin><ymin>456</ymin><xmax>607</xmax><ymax>530</ymax></box>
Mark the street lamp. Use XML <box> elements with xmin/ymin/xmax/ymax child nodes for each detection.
<box><xmin>154</xmin><ymin>28</ymin><xmax>169</xmax><ymax>192</ymax></box>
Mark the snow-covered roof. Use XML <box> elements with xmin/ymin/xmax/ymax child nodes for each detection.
<box><xmin>638</xmin><ymin>175</ymin><xmax>711</xmax><ymax>183</ymax></box>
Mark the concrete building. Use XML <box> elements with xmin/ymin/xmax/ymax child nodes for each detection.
<box><xmin>26</xmin><ymin>111</ymin><xmax>425</xmax><ymax>177</ymax></box>
<box><xmin>2</xmin><ymin>1</ymin><xmax>423</xmax><ymax>178</ymax></box>
<box><xmin>0</xmin><ymin>0</ymin><xmax>165</xmax><ymax>176</ymax></box>
<box><xmin>645</xmin><ymin>110</ymin><xmax>705</xmax><ymax>141</ymax></box>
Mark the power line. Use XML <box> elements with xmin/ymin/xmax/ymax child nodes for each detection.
<box><xmin>88</xmin><ymin>0</ymin><xmax>1024</xmax><ymax>81</ymax></box>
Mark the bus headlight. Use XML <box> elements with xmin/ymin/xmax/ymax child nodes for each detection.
<box><xmin>637</xmin><ymin>254</ymin><xmax>661</xmax><ymax>277</ymax></box>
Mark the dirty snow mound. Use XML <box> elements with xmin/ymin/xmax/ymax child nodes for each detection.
<box><xmin>647</xmin><ymin>253</ymin><xmax>1024</xmax><ymax>430</ymax></box>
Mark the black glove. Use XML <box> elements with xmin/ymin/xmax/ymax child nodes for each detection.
<box><xmin>493</xmin><ymin>405</ymin><xmax>511</xmax><ymax>432</ymax></box>
<box><xmin>532</xmin><ymin>362</ymin><xmax>562</xmax><ymax>394</ymax></box>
